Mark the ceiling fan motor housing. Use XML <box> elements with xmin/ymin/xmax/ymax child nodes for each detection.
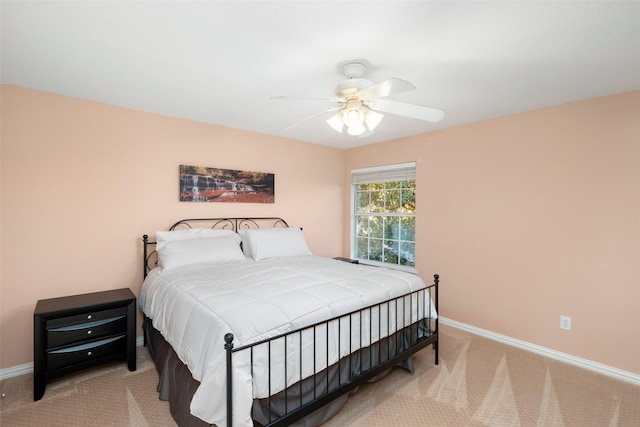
<box><xmin>337</xmin><ymin>79</ymin><xmax>372</xmax><ymax>97</ymax></box>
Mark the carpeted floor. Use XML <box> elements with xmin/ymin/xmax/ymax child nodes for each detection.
<box><xmin>1</xmin><ymin>325</ymin><xmax>638</xmax><ymax>426</ymax></box>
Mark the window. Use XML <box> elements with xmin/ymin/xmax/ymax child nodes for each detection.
<box><xmin>351</xmin><ymin>162</ymin><xmax>416</xmax><ymax>270</ymax></box>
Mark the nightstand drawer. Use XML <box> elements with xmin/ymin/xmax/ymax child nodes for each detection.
<box><xmin>47</xmin><ymin>315</ymin><xmax>127</xmax><ymax>348</ymax></box>
<box><xmin>47</xmin><ymin>335</ymin><xmax>126</xmax><ymax>371</ymax></box>
<box><xmin>47</xmin><ymin>307</ymin><xmax>126</xmax><ymax>329</ymax></box>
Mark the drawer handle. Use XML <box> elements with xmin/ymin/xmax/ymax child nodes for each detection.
<box><xmin>87</xmin><ymin>351</ymin><xmax>92</xmax><ymax>356</ymax></box>
<box><xmin>87</xmin><ymin>315</ymin><xmax>92</xmax><ymax>320</ymax></box>
<box><xmin>87</xmin><ymin>330</ymin><xmax>92</xmax><ymax>335</ymax></box>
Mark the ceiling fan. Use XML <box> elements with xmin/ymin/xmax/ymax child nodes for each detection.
<box><xmin>272</xmin><ymin>62</ymin><xmax>445</xmax><ymax>137</ymax></box>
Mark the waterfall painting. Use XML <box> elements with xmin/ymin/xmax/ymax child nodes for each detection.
<box><xmin>179</xmin><ymin>165</ymin><xmax>275</xmax><ymax>203</ymax></box>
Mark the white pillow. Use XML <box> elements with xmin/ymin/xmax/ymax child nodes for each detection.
<box><xmin>157</xmin><ymin>234</ymin><xmax>245</xmax><ymax>272</ymax></box>
<box><xmin>239</xmin><ymin>227</ymin><xmax>312</xmax><ymax>260</ymax></box>
<box><xmin>156</xmin><ymin>227</ymin><xmax>237</xmax><ymax>243</ymax></box>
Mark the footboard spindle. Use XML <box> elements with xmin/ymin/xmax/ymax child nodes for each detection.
<box><xmin>225</xmin><ymin>333</ymin><xmax>234</xmax><ymax>427</ymax></box>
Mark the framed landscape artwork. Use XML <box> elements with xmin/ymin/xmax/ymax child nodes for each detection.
<box><xmin>179</xmin><ymin>165</ymin><xmax>275</xmax><ymax>203</ymax></box>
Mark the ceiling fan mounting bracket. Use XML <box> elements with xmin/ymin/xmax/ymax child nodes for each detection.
<box><xmin>342</xmin><ymin>62</ymin><xmax>366</xmax><ymax>79</ymax></box>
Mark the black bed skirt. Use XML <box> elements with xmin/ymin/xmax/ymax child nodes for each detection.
<box><xmin>143</xmin><ymin>317</ymin><xmax>417</xmax><ymax>427</ymax></box>
<box><xmin>144</xmin><ymin>317</ymin><xmax>210</xmax><ymax>427</ymax></box>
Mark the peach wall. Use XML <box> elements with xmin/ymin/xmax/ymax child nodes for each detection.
<box><xmin>344</xmin><ymin>90</ymin><xmax>640</xmax><ymax>374</ymax></box>
<box><xmin>2</xmin><ymin>85</ymin><xmax>638</xmax><ymax>376</ymax></box>
<box><xmin>0</xmin><ymin>85</ymin><xmax>345</xmax><ymax>368</ymax></box>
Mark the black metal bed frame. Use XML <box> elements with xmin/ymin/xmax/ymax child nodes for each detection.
<box><xmin>225</xmin><ymin>278</ymin><xmax>438</xmax><ymax>427</ymax></box>
<box><xmin>142</xmin><ymin>217</ymin><xmax>439</xmax><ymax>427</ymax></box>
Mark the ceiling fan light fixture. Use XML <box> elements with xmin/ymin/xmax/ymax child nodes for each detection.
<box><xmin>347</xmin><ymin>122</ymin><xmax>366</xmax><ymax>136</ymax></box>
<box><xmin>342</xmin><ymin>98</ymin><xmax>364</xmax><ymax>128</ymax></box>
<box><xmin>326</xmin><ymin>100</ymin><xmax>382</xmax><ymax>137</ymax></box>
<box><xmin>344</xmin><ymin>108</ymin><xmax>363</xmax><ymax>126</ymax></box>
<box><xmin>326</xmin><ymin>113</ymin><xmax>344</xmax><ymax>133</ymax></box>
<box><xmin>363</xmin><ymin>108</ymin><xmax>384</xmax><ymax>131</ymax></box>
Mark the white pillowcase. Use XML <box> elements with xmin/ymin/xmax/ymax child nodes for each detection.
<box><xmin>156</xmin><ymin>227</ymin><xmax>237</xmax><ymax>243</ymax></box>
<box><xmin>239</xmin><ymin>227</ymin><xmax>312</xmax><ymax>260</ymax></box>
<box><xmin>157</xmin><ymin>234</ymin><xmax>244</xmax><ymax>272</ymax></box>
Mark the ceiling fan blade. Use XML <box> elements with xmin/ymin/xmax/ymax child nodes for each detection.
<box><xmin>284</xmin><ymin>106</ymin><xmax>342</xmax><ymax>131</ymax></box>
<box><xmin>371</xmin><ymin>99</ymin><xmax>445</xmax><ymax>123</ymax></box>
<box><xmin>357</xmin><ymin>78</ymin><xmax>415</xmax><ymax>100</ymax></box>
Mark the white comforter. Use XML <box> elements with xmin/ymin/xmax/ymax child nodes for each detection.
<box><xmin>140</xmin><ymin>255</ymin><xmax>436</xmax><ymax>426</ymax></box>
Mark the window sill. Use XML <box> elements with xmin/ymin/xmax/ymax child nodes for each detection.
<box><xmin>353</xmin><ymin>259</ymin><xmax>416</xmax><ymax>274</ymax></box>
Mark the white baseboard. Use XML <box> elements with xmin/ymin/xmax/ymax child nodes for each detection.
<box><xmin>4</xmin><ymin>326</ymin><xmax>638</xmax><ymax>386</ymax></box>
<box><xmin>0</xmin><ymin>336</ymin><xmax>146</xmax><ymax>381</ymax></box>
<box><xmin>0</xmin><ymin>362</ymin><xmax>33</xmax><ymax>381</ymax></box>
<box><xmin>439</xmin><ymin>317</ymin><xmax>640</xmax><ymax>386</ymax></box>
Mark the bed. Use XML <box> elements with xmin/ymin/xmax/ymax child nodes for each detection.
<box><xmin>140</xmin><ymin>217</ymin><xmax>439</xmax><ymax>427</ymax></box>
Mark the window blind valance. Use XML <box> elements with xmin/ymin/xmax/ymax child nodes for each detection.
<box><xmin>351</xmin><ymin>162</ymin><xmax>416</xmax><ymax>184</ymax></box>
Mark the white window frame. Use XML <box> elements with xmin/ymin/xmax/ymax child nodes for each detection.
<box><xmin>350</xmin><ymin>162</ymin><xmax>416</xmax><ymax>272</ymax></box>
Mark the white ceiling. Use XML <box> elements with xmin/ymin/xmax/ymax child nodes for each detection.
<box><xmin>2</xmin><ymin>1</ymin><xmax>640</xmax><ymax>149</ymax></box>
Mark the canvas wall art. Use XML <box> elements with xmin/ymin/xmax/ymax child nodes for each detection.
<box><xmin>179</xmin><ymin>165</ymin><xmax>275</xmax><ymax>203</ymax></box>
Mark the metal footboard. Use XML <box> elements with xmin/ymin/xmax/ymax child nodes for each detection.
<box><xmin>225</xmin><ymin>274</ymin><xmax>439</xmax><ymax>427</ymax></box>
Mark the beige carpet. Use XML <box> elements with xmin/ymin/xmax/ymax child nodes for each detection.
<box><xmin>1</xmin><ymin>325</ymin><xmax>638</xmax><ymax>426</ymax></box>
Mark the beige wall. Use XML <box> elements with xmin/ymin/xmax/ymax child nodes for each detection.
<box><xmin>0</xmin><ymin>85</ymin><xmax>346</xmax><ymax>368</ymax></box>
<box><xmin>344</xmin><ymin>90</ymin><xmax>640</xmax><ymax>374</ymax></box>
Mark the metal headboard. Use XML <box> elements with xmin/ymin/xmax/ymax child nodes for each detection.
<box><xmin>142</xmin><ymin>217</ymin><xmax>289</xmax><ymax>278</ymax></box>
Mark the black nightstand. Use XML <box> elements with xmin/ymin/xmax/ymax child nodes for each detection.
<box><xmin>33</xmin><ymin>288</ymin><xmax>136</xmax><ymax>400</ymax></box>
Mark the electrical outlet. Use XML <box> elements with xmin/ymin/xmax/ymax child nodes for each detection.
<box><xmin>560</xmin><ymin>315</ymin><xmax>572</xmax><ymax>331</ymax></box>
